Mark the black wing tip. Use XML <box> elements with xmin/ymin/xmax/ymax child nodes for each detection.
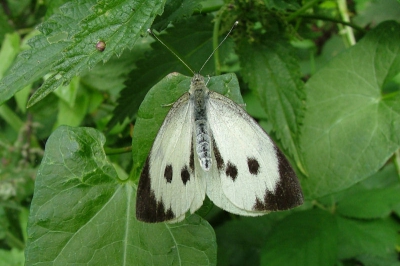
<box><xmin>136</xmin><ymin>157</ymin><xmax>177</xmax><ymax>223</ymax></box>
<box><xmin>253</xmin><ymin>147</ymin><xmax>304</xmax><ymax>212</ymax></box>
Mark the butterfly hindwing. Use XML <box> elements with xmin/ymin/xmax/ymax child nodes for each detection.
<box><xmin>136</xmin><ymin>93</ymin><xmax>206</xmax><ymax>222</ymax></box>
<box><xmin>206</xmin><ymin>91</ymin><xmax>303</xmax><ymax>213</ymax></box>
<box><xmin>204</xmin><ymin>142</ymin><xmax>265</xmax><ymax>216</ymax></box>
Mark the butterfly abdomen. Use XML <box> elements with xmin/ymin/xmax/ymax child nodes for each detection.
<box><xmin>195</xmin><ymin>119</ymin><xmax>211</xmax><ymax>170</ymax></box>
<box><xmin>191</xmin><ymin>75</ymin><xmax>212</xmax><ymax>171</ymax></box>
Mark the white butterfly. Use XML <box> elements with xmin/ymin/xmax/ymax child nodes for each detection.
<box><xmin>135</xmin><ymin>73</ymin><xmax>303</xmax><ymax>223</ymax></box>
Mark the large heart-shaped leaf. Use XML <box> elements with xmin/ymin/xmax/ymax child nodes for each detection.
<box><xmin>300</xmin><ymin>21</ymin><xmax>400</xmax><ymax>198</ymax></box>
<box><xmin>25</xmin><ymin>126</ymin><xmax>216</xmax><ymax>265</ymax></box>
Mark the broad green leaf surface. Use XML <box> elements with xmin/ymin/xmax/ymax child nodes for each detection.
<box><xmin>336</xmin><ymin>216</ymin><xmax>398</xmax><ymax>260</ymax></box>
<box><xmin>260</xmin><ymin>209</ymin><xmax>338</xmax><ymax>266</ymax></box>
<box><xmin>26</xmin><ymin>126</ymin><xmax>216</xmax><ymax>265</ymax></box>
<box><xmin>0</xmin><ymin>1</ymin><xmax>95</xmax><ymax>106</ymax></box>
<box><xmin>215</xmin><ymin>212</ymin><xmax>288</xmax><ymax>266</ymax></box>
<box><xmin>27</xmin><ymin>0</ymin><xmax>166</xmax><ymax>107</ymax></box>
<box><xmin>152</xmin><ymin>0</ymin><xmax>202</xmax><ymax>31</ymax></box>
<box><xmin>316</xmin><ymin>163</ymin><xmax>400</xmax><ymax>219</ymax></box>
<box><xmin>238</xmin><ymin>37</ymin><xmax>305</xmax><ymax>172</ymax></box>
<box><xmin>0</xmin><ymin>33</ymin><xmax>20</xmax><ymax>79</ymax></box>
<box><xmin>0</xmin><ymin>0</ymin><xmax>166</xmax><ymax>107</ymax></box>
<box><xmin>131</xmin><ymin>73</ymin><xmax>243</xmax><ymax>179</ymax></box>
<box><xmin>0</xmin><ymin>248</ymin><xmax>25</xmax><ymax>266</ymax></box>
<box><xmin>53</xmin><ymin>76</ymin><xmax>79</xmax><ymax>108</ymax></box>
<box><xmin>300</xmin><ymin>21</ymin><xmax>400</xmax><ymax>198</ymax></box>
<box><xmin>356</xmin><ymin>253</ymin><xmax>400</xmax><ymax>266</ymax></box>
<box><xmin>336</xmin><ymin>183</ymin><xmax>400</xmax><ymax>219</ymax></box>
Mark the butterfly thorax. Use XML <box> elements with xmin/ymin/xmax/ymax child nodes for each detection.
<box><xmin>190</xmin><ymin>74</ymin><xmax>212</xmax><ymax>171</ymax></box>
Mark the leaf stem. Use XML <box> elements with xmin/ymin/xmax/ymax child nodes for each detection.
<box><xmin>104</xmin><ymin>146</ymin><xmax>132</xmax><ymax>155</ymax></box>
<box><xmin>0</xmin><ymin>105</ymin><xmax>23</xmax><ymax>132</ymax></box>
<box><xmin>337</xmin><ymin>0</ymin><xmax>356</xmax><ymax>46</ymax></box>
<box><xmin>5</xmin><ymin>231</ymin><xmax>25</xmax><ymax>250</ymax></box>
<box><xmin>394</xmin><ymin>149</ymin><xmax>400</xmax><ymax>179</ymax></box>
<box><xmin>212</xmin><ymin>15</ymin><xmax>222</xmax><ymax>75</ymax></box>
<box><xmin>299</xmin><ymin>14</ymin><xmax>366</xmax><ymax>33</ymax></box>
<box><xmin>286</xmin><ymin>0</ymin><xmax>321</xmax><ymax>22</ymax></box>
<box><xmin>194</xmin><ymin>5</ymin><xmax>223</xmax><ymax>14</ymax></box>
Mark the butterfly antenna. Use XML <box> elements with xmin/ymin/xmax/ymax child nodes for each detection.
<box><xmin>147</xmin><ymin>29</ymin><xmax>195</xmax><ymax>74</ymax></box>
<box><xmin>199</xmin><ymin>21</ymin><xmax>239</xmax><ymax>74</ymax></box>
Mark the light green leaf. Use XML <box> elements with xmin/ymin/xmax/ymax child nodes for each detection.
<box><xmin>27</xmin><ymin>0</ymin><xmax>166</xmax><ymax>107</ymax></box>
<box><xmin>300</xmin><ymin>21</ymin><xmax>400</xmax><ymax>198</ymax></box>
<box><xmin>260</xmin><ymin>209</ymin><xmax>338</xmax><ymax>266</ymax></box>
<box><xmin>337</xmin><ymin>216</ymin><xmax>398</xmax><ymax>260</ymax></box>
<box><xmin>152</xmin><ymin>0</ymin><xmax>202</xmax><ymax>31</ymax></box>
<box><xmin>0</xmin><ymin>0</ymin><xmax>167</xmax><ymax>107</ymax></box>
<box><xmin>0</xmin><ymin>1</ymin><xmax>94</xmax><ymax>106</ymax></box>
<box><xmin>53</xmin><ymin>85</ymin><xmax>89</xmax><ymax>128</ymax></box>
<box><xmin>0</xmin><ymin>248</ymin><xmax>24</xmax><ymax>266</ymax></box>
<box><xmin>0</xmin><ymin>33</ymin><xmax>20</xmax><ymax>79</ymax></box>
<box><xmin>216</xmin><ymin>212</ymin><xmax>289</xmax><ymax>266</ymax></box>
<box><xmin>0</xmin><ymin>104</ymin><xmax>23</xmax><ymax>132</ymax></box>
<box><xmin>356</xmin><ymin>253</ymin><xmax>400</xmax><ymax>266</ymax></box>
<box><xmin>336</xmin><ymin>167</ymin><xmax>400</xmax><ymax>219</ymax></box>
<box><xmin>25</xmin><ymin>126</ymin><xmax>217</xmax><ymax>265</ymax></box>
<box><xmin>53</xmin><ymin>76</ymin><xmax>79</xmax><ymax>107</ymax></box>
<box><xmin>131</xmin><ymin>73</ymin><xmax>243</xmax><ymax>179</ymax></box>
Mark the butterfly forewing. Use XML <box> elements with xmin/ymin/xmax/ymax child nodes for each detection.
<box><xmin>136</xmin><ymin>93</ymin><xmax>206</xmax><ymax>222</ymax></box>
<box><xmin>206</xmin><ymin>91</ymin><xmax>303</xmax><ymax>212</ymax></box>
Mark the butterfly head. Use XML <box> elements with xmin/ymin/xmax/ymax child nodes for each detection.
<box><xmin>191</xmin><ymin>73</ymin><xmax>205</xmax><ymax>86</ymax></box>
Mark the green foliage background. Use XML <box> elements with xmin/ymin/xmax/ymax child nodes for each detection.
<box><xmin>0</xmin><ymin>0</ymin><xmax>400</xmax><ymax>265</ymax></box>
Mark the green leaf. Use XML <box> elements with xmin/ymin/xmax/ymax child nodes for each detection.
<box><xmin>152</xmin><ymin>0</ymin><xmax>202</xmax><ymax>31</ymax></box>
<box><xmin>0</xmin><ymin>0</ymin><xmax>166</xmax><ymax>107</ymax></box>
<box><xmin>300</xmin><ymin>21</ymin><xmax>400</xmax><ymax>198</ymax></box>
<box><xmin>0</xmin><ymin>207</ymin><xmax>9</xmax><ymax>239</ymax></box>
<box><xmin>238</xmin><ymin>36</ymin><xmax>305</xmax><ymax>171</ymax></box>
<box><xmin>53</xmin><ymin>76</ymin><xmax>79</xmax><ymax>107</ymax></box>
<box><xmin>216</xmin><ymin>212</ymin><xmax>289</xmax><ymax>266</ymax></box>
<box><xmin>260</xmin><ymin>209</ymin><xmax>338</xmax><ymax>266</ymax></box>
<box><xmin>131</xmin><ymin>72</ymin><xmax>243</xmax><ymax>179</ymax></box>
<box><xmin>53</xmin><ymin>83</ymin><xmax>90</xmax><ymax>128</ymax></box>
<box><xmin>356</xmin><ymin>253</ymin><xmax>400</xmax><ymax>266</ymax></box>
<box><xmin>25</xmin><ymin>126</ymin><xmax>217</xmax><ymax>265</ymax></box>
<box><xmin>336</xmin><ymin>216</ymin><xmax>398</xmax><ymax>260</ymax></box>
<box><xmin>336</xmin><ymin>166</ymin><xmax>400</xmax><ymax>219</ymax></box>
<box><xmin>0</xmin><ymin>248</ymin><xmax>25</xmax><ymax>266</ymax></box>
<box><xmin>0</xmin><ymin>33</ymin><xmax>20</xmax><ymax>79</ymax></box>
<box><xmin>27</xmin><ymin>0</ymin><xmax>166</xmax><ymax>107</ymax></box>
<box><xmin>0</xmin><ymin>104</ymin><xmax>23</xmax><ymax>132</ymax></box>
<box><xmin>0</xmin><ymin>1</ymin><xmax>93</xmax><ymax>106</ymax></box>
<box><xmin>0</xmin><ymin>8</ymin><xmax>13</xmax><ymax>42</ymax></box>
<box><xmin>80</xmin><ymin>50</ymin><xmax>140</xmax><ymax>98</ymax></box>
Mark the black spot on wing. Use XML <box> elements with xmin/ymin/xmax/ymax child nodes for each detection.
<box><xmin>225</xmin><ymin>161</ymin><xmax>238</xmax><ymax>181</ymax></box>
<box><xmin>247</xmin><ymin>157</ymin><xmax>260</xmax><ymax>175</ymax></box>
<box><xmin>252</xmin><ymin>147</ymin><xmax>303</xmax><ymax>211</ymax></box>
<box><xmin>189</xmin><ymin>139</ymin><xmax>194</xmax><ymax>172</ymax></box>
<box><xmin>136</xmin><ymin>157</ymin><xmax>176</xmax><ymax>222</ymax></box>
<box><xmin>212</xmin><ymin>136</ymin><xmax>224</xmax><ymax>171</ymax></box>
<box><xmin>164</xmin><ymin>164</ymin><xmax>173</xmax><ymax>183</ymax></box>
<box><xmin>181</xmin><ymin>165</ymin><xmax>190</xmax><ymax>185</ymax></box>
